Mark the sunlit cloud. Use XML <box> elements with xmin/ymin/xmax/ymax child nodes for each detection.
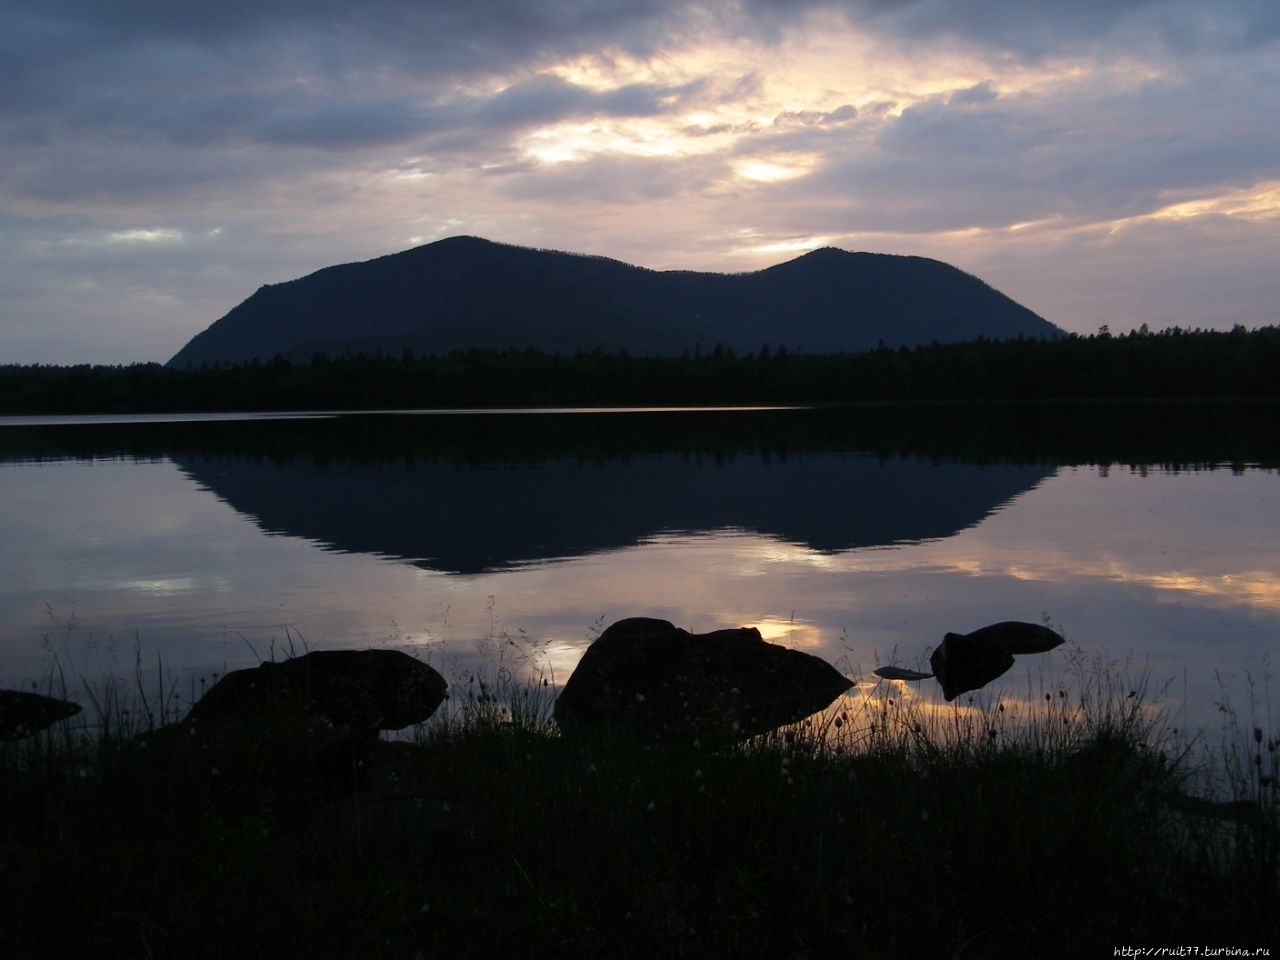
<box><xmin>53</xmin><ymin>227</ymin><xmax>188</xmax><ymax>249</ymax></box>
<box><xmin>1144</xmin><ymin>179</ymin><xmax>1280</xmax><ymax>224</ymax></box>
<box><xmin>107</xmin><ymin>228</ymin><xmax>185</xmax><ymax>244</ymax></box>
<box><xmin>519</xmin><ymin>119</ymin><xmax>703</xmax><ymax>164</ymax></box>
<box><xmin>734</xmin><ymin>154</ymin><xmax>819</xmax><ymax>183</ymax></box>
<box><xmin>545</xmin><ymin>50</ymin><xmax>681</xmax><ymax>92</ymax></box>
<box><xmin>728</xmin><ymin>229</ymin><xmax>834</xmax><ymax>257</ymax></box>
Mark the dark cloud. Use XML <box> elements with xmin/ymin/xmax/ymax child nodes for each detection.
<box><xmin>880</xmin><ymin>98</ymin><xmax>1052</xmax><ymax>161</ymax></box>
<box><xmin>0</xmin><ymin>0</ymin><xmax>704</xmax><ymax>171</ymax></box>
<box><xmin>739</xmin><ymin>0</ymin><xmax>1278</xmax><ymax>56</ymax></box>
<box><xmin>0</xmin><ymin>0</ymin><xmax>729</xmax><ymax>193</ymax></box>
<box><xmin>2</xmin><ymin>138</ymin><xmax>255</xmax><ymax>203</ymax></box>
<box><xmin>253</xmin><ymin>102</ymin><xmax>433</xmax><ymax>150</ymax></box>
<box><xmin>1</xmin><ymin>0</ymin><xmax>685</xmax><ymax>88</ymax></box>
<box><xmin>250</xmin><ymin>73</ymin><xmax>711</xmax><ymax>153</ymax></box>
<box><xmin>1241</xmin><ymin>4</ymin><xmax>1280</xmax><ymax>45</ymax></box>
<box><xmin>773</xmin><ymin>105</ymin><xmax>858</xmax><ymax>128</ymax></box>
<box><xmin>949</xmin><ymin>81</ymin><xmax>998</xmax><ymax>105</ymax></box>
<box><xmin>476</xmin><ymin>73</ymin><xmax>704</xmax><ymax>129</ymax></box>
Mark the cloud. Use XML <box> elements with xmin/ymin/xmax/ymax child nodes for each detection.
<box><xmin>493</xmin><ymin>152</ymin><xmax>722</xmax><ymax>204</ymax></box>
<box><xmin>739</xmin><ymin>0</ymin><xmax>1278</xmax><ymax>57</ymax></box>
<box><xmin>772</xmin><ymin>104</ymin><xmax>858</xmax><ymax>127</ymax></box>
<box><xmin>1</xmin><ymin>0</ymin><xmax>687</xmax><ymax>102</ymax></box>
<box><xmin>101</xmin><ymin>228</ymin><xmax>186</xmax><ymax>246</ymax></box>
<box><xmin>949</xmin><ymin>80</ymin><xmax>998</xmax><ymax>105</ymax></box>
<box><xmin>737</xmin><ymin>43</ymin><xmax>1280</xmax><ymax>237</ymax></box>
<box><xmin>475</xmin><ymin>73</ymin><xmax>706</xmax><ymax>131</ymax></box>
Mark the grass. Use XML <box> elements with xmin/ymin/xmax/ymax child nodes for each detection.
<box><xmin>1</xmin><ymin>650</ymin><xmax>1276</xmax><ymax>960</ymax></box>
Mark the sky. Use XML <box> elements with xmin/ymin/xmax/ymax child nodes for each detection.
<box><xmin>3</xmin><ymin>0</ymin><xmax>1279</xmax><ymax>365</ymax></box>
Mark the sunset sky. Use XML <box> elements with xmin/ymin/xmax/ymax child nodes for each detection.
<box><xmin>3</xmin><ymin>0</ymin><xmax>1278</xmax><ymax>363</ymax></box>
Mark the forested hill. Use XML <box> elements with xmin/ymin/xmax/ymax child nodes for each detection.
<box><xmin>167</xmin><ymin>236</ymin><xmax>1059</xmax><ymax>368</ymax></box>
<box><xmin>4</xmin><ymin>325</ymin><xmax>1277</xmax><ymax>415</ymax></box>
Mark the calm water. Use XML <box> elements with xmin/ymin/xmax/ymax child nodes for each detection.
<box><xmin>1</xmin><ymin>406</ymin><xmax>1277</xmax><ymax>743</ymax></box>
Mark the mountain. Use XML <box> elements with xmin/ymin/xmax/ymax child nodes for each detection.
<box><xmin>167</xmin><ymin>236</ymin><xmax>1060</xmax><ymax>367</ymax></box>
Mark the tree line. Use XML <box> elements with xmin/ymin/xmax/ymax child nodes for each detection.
<box><xmin>2</xmin><ymin>325</ymin><xmax>1278</xmax><ymax>415</ymax></box>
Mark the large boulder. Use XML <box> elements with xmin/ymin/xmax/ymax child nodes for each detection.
<box><xmin>127</xmin><ymin>650</ymin><xmax>445</xmax><ymax>810</ymax></box>
<box><xmin>0</xmin><ymin>689</ymin><xmax>82</xmax><ymax>740</ymax></box>
<box><xmin>185</xmin><ymin>649</ymin><xmax>447</xmax><ymax>736</ymax></box>
<box><xmin>553</xmin><ymin>617</ymin><xmax>853</xmax><ymax>743</ymax></box>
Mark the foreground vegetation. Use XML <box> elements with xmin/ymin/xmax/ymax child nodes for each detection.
<box><xmin>3</xmin><ymin>325</ymin><xmax>1279</xmax><ymax>414</ymax></box>
<box><xmin>2</xmin><ymin>657</ymin><xmax>1276</xmax><ymax>959</ymax></box>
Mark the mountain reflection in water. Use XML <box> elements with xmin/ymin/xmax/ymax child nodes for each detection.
<box><xmin>176</xmin><ymin>450</ymin><xmax>1051</xmax><ymax>573</ymax></box>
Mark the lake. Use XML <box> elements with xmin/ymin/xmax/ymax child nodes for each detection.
<box><xmin>1</xmin><ymin>404</ymin><xmax>1277</xmax><ymax>750</ymax></box>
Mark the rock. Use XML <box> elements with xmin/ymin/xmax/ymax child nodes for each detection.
<box><xmin>930</xmin><ymin>633</ymin><xmax>1015</xmax><ymax>702</ymax></box>
<box><xmin>928</xmin><ymin>622</ymin><xmax>1063</xmax><ymax>701</ymax></box>
<box><xmin>0</xmin><ymin>689</ymin><xmax>82</xmax><ymax>740</ymax></box>
<box><xmin>872</xmin><ymin>666</ymin><xmax>934</xmax><ymax>682</ymax></box>
<box><xmin>553</xmin><ymin>617</ymin><xmax>853</xmax><ymax>743</ymax></box>
<box><xmin>185</xmin><ymin>649</ymin><xmax>447</xmax><ymax>736</ymax></box>
<box><xmin>123</xmin><ymin>649</ymin><xmax>447</xmax><ymax>812</ymax></box>
<box><xmin>875</xmin><ymin>621</ymin><xmax>1064</xmax><ymax>700</ymax></box>
<box><xmin>961</xmin><ymin>621</ymin><xmax>1065</xmax><ymax>655</ymax></box>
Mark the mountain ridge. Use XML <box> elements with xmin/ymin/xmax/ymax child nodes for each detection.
<box><xmin>168</xmin><ymin>235</ymin><xmax>1061</xmax><ymax>367</ymax></box>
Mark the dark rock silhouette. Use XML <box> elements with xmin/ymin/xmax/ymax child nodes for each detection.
<box><xmin>929</xmin><ymin>633</ymin><xmax>1017</xmax><ymax>702</ymax></box>
<box><xmin>960</xmin><ymin>621</ymin><xmax>1065</xmax><ymax>655</ymax></box>
<box><xmin>871</xmin><ymin>666</ymin><xmax>933</xmax><ymax>682</ymax></box>
<box><xmin>126</xmin><ymin>650</ymin><xmax>446</xmax><ymax>808</ymax></box>
<box><xmin>553</xmin><ymin>617</ymin><xmax>853</xmax><ymax>743</ymax></box>
<box><xmin>874</xmin><ymin>621</ymin><xmax>1065</xmax><ymax>701</ymax></box>
<box><xmin>0</xmin><ymin>689</ymin><xmax>81</xmax><ymax>740</ymax></box>
<box><xmin>185</xmin><ymin>649</ymin><xmax>447</xmax><ymax>736</ymax></box>
<box><xmin>168</xmin><ymin>235</ymin><xmax>1060</xmax><ymax>367</ymax></box>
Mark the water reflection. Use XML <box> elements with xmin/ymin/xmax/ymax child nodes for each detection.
<box><xmin>176</xmin><ymin>450</ymin><xmax>1051</xmax><ymax>573</ymax></box>
<box><xmin>0</xmin><ymin>406</ymin><xmax>1276</xmax><ymax>747</ymax></box>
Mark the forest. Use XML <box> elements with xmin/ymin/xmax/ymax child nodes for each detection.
<box><xmin>2</xmin><ymin>324</ymin><xmax>1278</xmax><ymax>414</ymax></box>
